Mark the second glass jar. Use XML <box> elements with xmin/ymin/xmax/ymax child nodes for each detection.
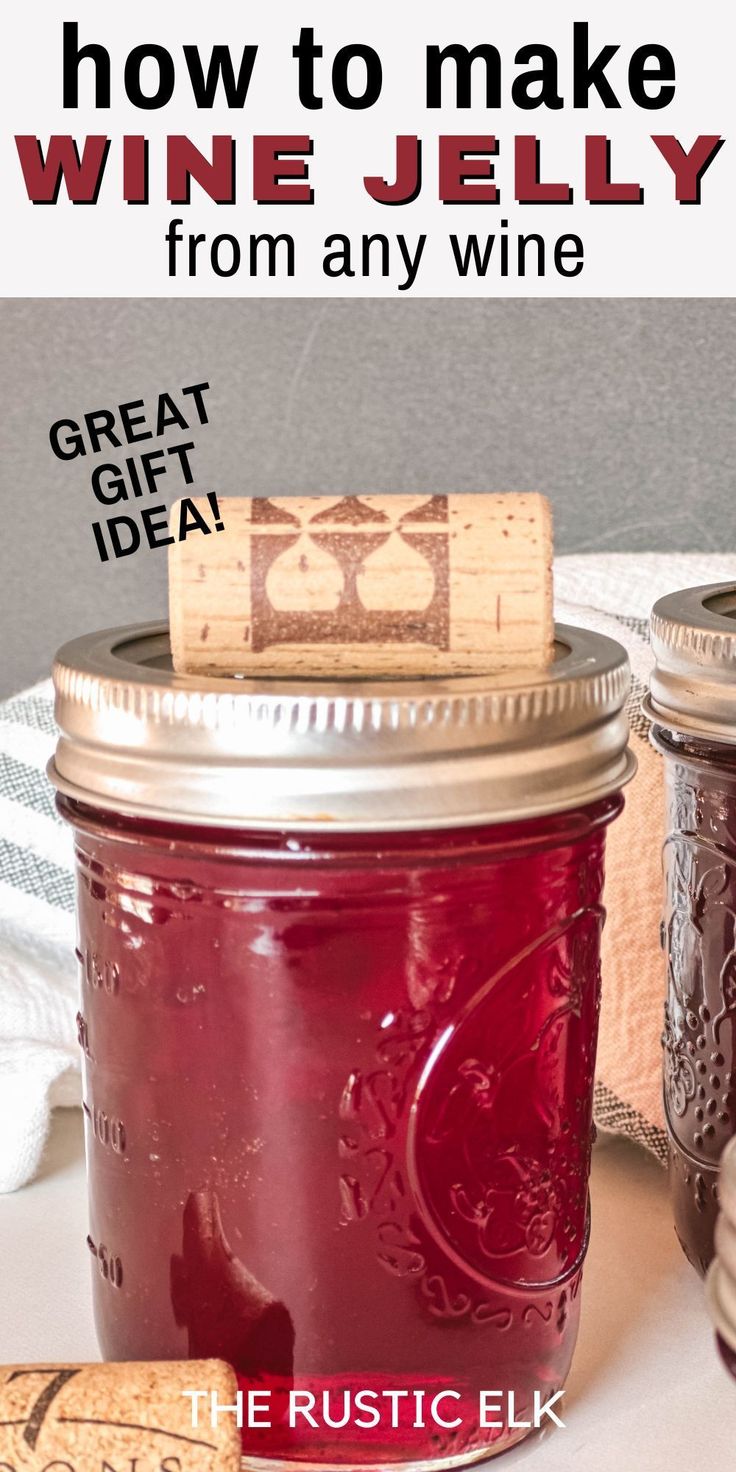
<box><xmin>648</xmin><ymin>583</ymin><xmax>736</xmax><ymax>1274</ymax></box>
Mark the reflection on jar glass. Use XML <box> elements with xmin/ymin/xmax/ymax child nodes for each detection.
<box><xmin>706</xmin><ymin>1135</ymin><xmax>736</xmax><ymax>1376</ymax></box>
<box><xmin>51</xmin><ymin>621</ymin><xmax>633</xmax><ymax>1470</ymax></box>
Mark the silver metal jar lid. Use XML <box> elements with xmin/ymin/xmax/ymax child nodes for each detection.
<box><xmin>644</xmin><ymin>582</ymin><xmax>736</xmax><ymax>744</ymax></box>
<box><xmin>49</xmin><ymin>621</ymin><xmax>634</xmax><ymax>831</ymax></box>
<box><xmin>706</xmin><ymin>1136</ymin><xmax>736</xmax><ymax>1354</ymax></box>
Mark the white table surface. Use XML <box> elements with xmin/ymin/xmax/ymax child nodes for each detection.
<box><xmin>0</xmin><ymin>1112</ymin><xmax>731</xmax><ymax>1470</ymax></box>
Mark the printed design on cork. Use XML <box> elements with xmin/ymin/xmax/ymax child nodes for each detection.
<box><xmin>249</xmin><ymin>494</ymin><xmax>451</xmax><ymax>652</ymax></box>
<box><xmin>0</xmin><ymin>1363</ymin><xmax>231</xmax><ymax>1470</ymax></box>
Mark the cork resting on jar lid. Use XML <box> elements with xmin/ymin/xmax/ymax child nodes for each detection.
<box><xmin>48</xmin><ymin>621</ymin><xmax>635</xmax><ymax>832</ymax></box>
<box><xmin>645</xmin><ymin>582</ymin><xmax>736</xmax><ymax>744</ymax></box>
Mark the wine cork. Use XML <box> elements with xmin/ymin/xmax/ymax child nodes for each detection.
<box><xmin>169</xmin><ymin>493</ymin><xmax>553</xmax><ymax>677</ymax></box>
<box><xmin>0</xmin><ymin>1359</ymin><xmax>240</xmax><ymax>1472</ymax></box>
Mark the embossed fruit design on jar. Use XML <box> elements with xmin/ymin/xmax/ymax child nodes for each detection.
<box><xmin>51</xmin><ymin>622</ymin><xmax>633</xmax><ymax>1470</ymax></box>
<box><xmin>647</xmin><ymin>585</ymin><xmax>736</xmax><ymax>1276</ymax></box>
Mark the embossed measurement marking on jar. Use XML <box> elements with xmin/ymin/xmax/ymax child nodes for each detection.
<box><xmin>86</xmin><ymin>1235</ymin><xmax>123</xmax><ymax>1287</ymax></box>
<box><xmin>76</xmin><ymin>945</ymin><xmax>120</xmax><ymax>995</ymax></box>
<box><xmin>83</xmin><ymin>1101</ymin><xmax>127</xmax><ymax>1154</ymax></box>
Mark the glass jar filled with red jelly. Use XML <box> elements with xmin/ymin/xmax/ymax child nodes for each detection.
<box><xmin>647</xmin><ymin>584</ymin><xmax>736</xmax><ymax>1276</ymax></box>
<box><xmin>51</xmin><ymin>620</ymin><xmax>633</xmax><ymax>1470</ymax></box>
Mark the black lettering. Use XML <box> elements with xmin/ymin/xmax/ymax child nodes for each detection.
<box><xmin>91</xmin><ymin>464</ymin><xmax>127</xmax><ymax>505</ymax></box>
<box><xmin>323</xmin><ymin>234</ymin><xmax>355</xmax><ymax>278</ymax></box>
<box><xmin>166</xmin><ymin>441</ymin><xmax>196</xmax><ymax>483</ymax></box>
<box><xmin>155</xmin><ymin>393</ymin><xmax>188</xmax><ymax>434</ymax></box>
<box><xmin>118</xmin><ymin>400</ymin><xmax>152</xmax><ymax>443</ymax></box>
<box><xmin>176</xmin><ymin>498</ymin><xmax>213</xmax><ymax>539</ymax></box>
<box><xmin>554</xmin><ymin>234</ymin><xmax>585</xmax><ymax>276</ymax></box>
<box><xmin>518</xmin><ymin>233</ymin><xmax>545</xmax><ymax>274</ymax></box>
<box><xmin>181</xmin><ymin>383</ymin><xmax>210</xmax><ymax>423</ymax></box>
<box><xmin>166</xmin><ymin>218</ymin><xmax>184</xmax><ymax>276</ymax></box>
<box><xmin>249</xmin><ymin>234</ymin><xmax>295</xmax><ymax>277</ymax></box>
<box><xmin>187</xmin><ymin>233</ymin><xmax>206</xmax><ymax>276</ymax></box>
<box><xmin>573</xmin><ymin>22</ymin><xmax>620</xmax><ymax>108</ymax></box>
<box><xmin>211</xmin><ymin>234</ymin><xmax>241</xmax><ymax>277</ymax></box>
<box><xmin>140</xmin><ymin>449</ymin><xmax>167</xmax><ymax>493</ymax></box>
<box><xmin>62</xmin><ymin>22</ymin><xmax>111</xmax><ymax>108</ymax></box>
<box><xmin>426</xmin><ymin>44</ymin><xmax>501</xmax><ymax>108</ymax></box>
<box><xmin>125</xmin><ymin>457</ymin><xmax>143</xmax><ymax>497</ymax></box>
<box><xmin>142</xmin><ymin>503</ymin><xmax>175</xmax><ymax>548</ymax></box>
<box><xmin>396</xmin><ymin>234</ymin><xmax>427</xmax><ymax>291</ymax></box>
<box><xmin>92</xmin><ymin>521</ymin><xmax>109</xmax><ymax>562</ymax></box>
<box><xmin>183</xmin><ymin>45</ymin><xmax>258</xmax><ymax>107</ymax></box>
<box><xmin>84</xmin><ymin>409</ymin><xmax>122</xmax><ymax>453</ymax></box>
<box><xmin>293</xmin><ymin>27</ymin><xmax>323</xmax><ymax>109</ymax></box>
<box><xmin>124</xmin><ymin>45</ymin><xmax>176</xmax><ymax>110</ymax></box>
<box><xmin>361</xmin><ymin>234</ymin><xmax>390</xmax><ymax>278</ymax></box>
<box><xmin>512</xmin><ymin>47</ymin><xmax>563</xmax><ymax>110</ymax></box>
<box><xmin>107</xmin><ymin>516</ymin><xmax>140</xmax><ymax>558</ymax></box>
<box><xmin>628</xmin><ymin>46</ymin><xmax>676</xmax><ymax>109</ymax></box>
<box><xmin>49</xmin><ymin>418</ymin><xmax>84</xmax><ymax>460</ymax></box>
<box><xmin>449</xmin><ymin>234</ymin><xmax>496</xmax><ymax>277</ymax></box>
<box><xmin>331</xmin><ymin>45</ymin><xmax>382</xmax><ymax>109</ymax></box>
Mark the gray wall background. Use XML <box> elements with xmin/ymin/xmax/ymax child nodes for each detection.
<box><xmin>0</xmin><ymin>297</ymin><xmax>733</xmax><ymax>697</ymax></box>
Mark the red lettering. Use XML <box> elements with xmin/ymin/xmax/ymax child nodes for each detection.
<box><xmin>365</xmin><ymin>136</ymin><xmax>421</xmax><ymax>204</ymax></box>
<box><xmin>167</xmin><ymin>135</ymin><xmax>235</xmax><ymax>204</ymax></box>
<box><xmin>439</xmin><ymin>136</ymin><xmax>498</xmax><ymax>204</ymax></box>
<box><xmin>515</xmin><ymin>137</ymin><xmax>573</xmax><ymax>203</ymax></box>
<box><xmin>586</xmin><ymin>136</ymin><xmax>643</xmax><ymax>203</ymax></box>
<box><xmin>651</xmin><ymin>134</ymin><xmax>723</xmax><ymax>203</ymax></box>
<box><xmin>123</xmin><ymin>136</ymin><xmax>148</xmax><ymax>204</ymax></box>
<box><xmin>15</xmin><ymin>135</ymin><xmax>110</xmax><ymax>203</ymax></box>
<box><xmin>253</xmin><ymin>136</ymin><xmax>313</xmax><ymax>203</ymax></box>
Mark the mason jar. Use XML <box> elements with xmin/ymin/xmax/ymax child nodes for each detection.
<box><xmin>50</xmin><ymin>620</ymin><xmax>633</xmax><ymax>1470</ymax></box>
<box><xmin>647</xmin><ymin>584</ymin><xmax>736</xmax><ymax>1275</ymax></box>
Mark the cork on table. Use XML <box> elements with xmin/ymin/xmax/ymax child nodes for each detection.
<box><xmin>0</xmin><ymin>1359</ymin><xmax>241</xmax><ymax>1472</ymax></box>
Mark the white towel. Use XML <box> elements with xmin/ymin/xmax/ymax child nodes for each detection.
<box><xmin>1</xmin><ymin>553</ymin><xmax>734</xmax><ymax>1191</ymax></box>
<box><xmin>0</xmin><ymin>680</ymin><xmax>78</xmax><ymax>1192</ymax></box>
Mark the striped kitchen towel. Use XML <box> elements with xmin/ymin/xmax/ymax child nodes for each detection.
<box><xmin>0</xmin><ymin>680</ymin><xmax>78</xmax><ymax>1192</ymax></box>
<box><xmin>1</xmin><ymin>552</ymin><xmax>734</xmax><ymax>1191</ymax></box>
